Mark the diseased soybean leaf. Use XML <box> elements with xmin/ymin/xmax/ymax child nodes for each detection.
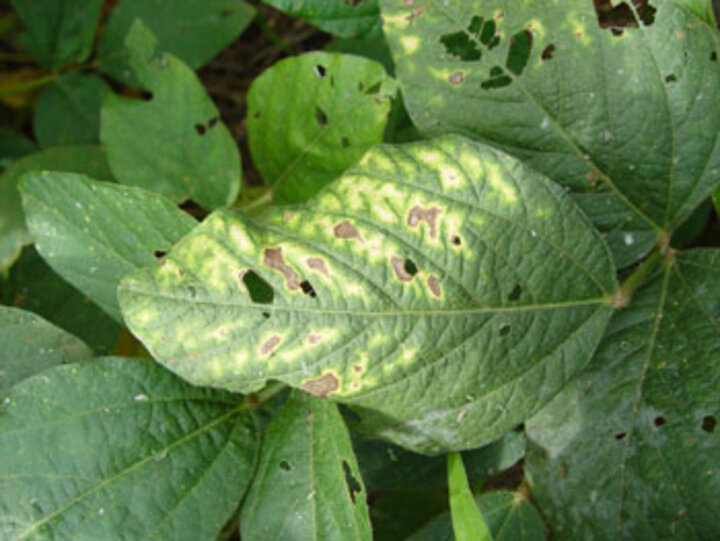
<box><xmin>381</xmin><ymin>0</ymin><xmax>720</xmax><ymax>264</ymax></box>
<box><xmin>0</xmin><ymin>247</ymin><xmax>120</xmax><ymax>354</ymax></box>
<box><xmin>355</xmin><ymin>429</ymin><xmax>525</xmax><ymax>491</ymax></box>
<box><xmin>0</xmin><ymin>306</ymin><xmax>92</xmax><ymax>399</ymax></box>
<box><xmin>0</xmin><ymin>357</ymin><xmax>258</xmax><ymax>541</ymax></box>
<box><xmin>0</xmin><ymin>145</ymin><xmax>113</xmax><ymax>273</ymax></box>
<box><xmin>408</xmin><ymin>490</ymin><xmax>546</xmax><ymax>541</ymax></box>
<box><xmin>0</xmin><ymin>128</ymin><xmax>35</xmax><ymax>171</ymax></box>
<box><xmin>101</xmin><ymin>20</ymin><xmax>241</xmax><ymax>210</ymax></box>
<box><xmin>247</xmin><ymin>52</ymin><xmax>397</xmax><ymax>204</ymax></box>
<box><xmin>10</xmin><ymin>0</ymin><xmax>103</xmax><ymax>68</ymax></box>
<box><xmin>20</xmin><ymin>172</ymin><xmax>195</xmax><ymax>322</ymax></box>
<box><xmin>34</xmin><ymin>73</ymin><xmax>110</xmax><ymax>148</ymax></box>
<box><xmin>241</xmin><ymin>392</ymin><xmax>372</xmax><ymax>540</ymax></box>
<box><xmin>98</xmin><ymin>0</ymin><xmax>256</xmax><ymax>84</ymax></box>
<box><xmin>263</xmin><ymin>0</ymin><xmax>380</xmax><ymax>38</ymax></box>
<box><xmin>526</xmin><ymin>250</ymin><xmax>720</xmax><ymax>540</ymax></box>
<box><xmin>447</xmin><ymin>452</ymin><xmax>492</xmax><ymax>541</ymax></box>
<box><xmin>119</xmin><ymin>136</ymin><xmax>617</xmax><ymax>453</ymax></box>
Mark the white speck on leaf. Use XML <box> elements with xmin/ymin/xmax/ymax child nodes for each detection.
<box><xmin>540</xmin><ymin>117</ymin><xmax>550</xmax><ymax>130</ymax></box>
<box><xmin>134</xmin><ymin>394</ymin><xmax>149</xmax><ymax>402</ymax></box>
<box><xmin>623</xmin><ymin>233</ymin><xmax>635</xmax><ymax>246</ymax></box>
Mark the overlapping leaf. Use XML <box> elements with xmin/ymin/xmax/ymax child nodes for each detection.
<box><xmin>447</xmin><ymin>453</ymin><xmax>492</xmax><ymax>541</ymax></box>
<box><xmin>241</xmin><ymin>392</ymin><xmax>372</xmax><ymax>540</ymax></box>
<box><xmin>247</xmin><ymin>52</ymin><xmax>397</xmax><ymax>204</ymax></box>
<box><xmin>0</xmin><ymin>357</ymin><xmax>258</xmax><ymax>540</ymax></box>
<box><xmin>381</xmin><ymin>0</ymin><xmax>720</xmax><ymax>265</ymax></box>
<box><xmin>119</xmin><ymin>136</ymin><xmax>617</xmax><ymax>453</ymax></box>
<box><xmin>526</xmin><ymin>250</ymin><xmax>720</xmax><ymax>539</ymax></box>
<box><xmin>263</xmin><ymin>0</ymin><xmax>380</xmax><ymax>38</ymax></box>
<box><xmin>20</xmin><ymin>172</ymin><xmax>195</xmax><ymax>321</ymax></box>
<box><xmin>101</xmin><ymin>20</ymin><xmax>241</xmax><ymax>210</ymax></box>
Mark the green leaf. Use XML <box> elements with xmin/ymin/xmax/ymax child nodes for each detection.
<box><xmin>119</xmin><ymin>135</ymin><xmax>616</xmax><ymax>453</ymax></box>
<box><xmin>370</xmin><ymin>490</ymin><xmax>448</xmax><ymax>541</ymax></box>
<box><xmin>33</xmin><ymin>73</ymin><xmax>110</xmax><ymax>148</ymax></box>
<box><xmin>247</xmin><ymin>52</ymin><xmax>397</xmax><ymax>204</ymax></box>
<box><xmin>20</xmin><ymin>172</ymin><xmax>196</xmax><ymax>322</ymax></box>
<box><xmin>0</xmin><ymin>128</ymin><xmax>35</xmax><ymax>171</ymax></box>
<box><xmin>673</xmin><ymin>0</ymin><xmax>718</xmax><ymax>24</ymax></box>
<box><xmin>0</xmin><ymin>145</ymin><xmax>113</xmax><ymax>273</ymax></box>
<box><xmin>355</xmin><ymin>429</ymin><xmax>525</xmax><ymax>491</ymax></box>
<box><xmin>10</xmin><ymin>0</ymin><xmax>103</xmax><ymax>68</ymax></box>
<box><xmin>448</xmin><ymin>452</ymin><xmax>493</xmax><ymax>541</ymax></box>
<box><xmin>408</xmin><ymin>490</ymin><xmax>547</xmax><ymax>541</ymax></box>
<box><xmin>263</xmin><ymin>0</ymin><xmax>380</xmax><ymax>38</ymax></box>
<box><xmin>0</xmin><ymin>306</ymin><xmax>92</xmax><ymax>399</ymax></box>
<box><xmin>0</xmin><ymin>357</ymin><xmax>258</xmax><ymax>540</ymax></box>
<box><xmin>1</xmin><ymin>247</ymin><xmax>120</xmax><ymax>354</ymax></box>
<box><xmin>526</xmin><ymin>250</ymin><xmax>720</xmax><ymax>540</ymax></box>
<box><xmin>240</xmin><ymin>392</ymin><xmax>372</xmax><ymax>540</ymax></box>
<box><xmin>325</xmin><ymin>28</ymin><xmax>395</xmax><ymax>75</ymax></box>
<box><xmin>101</xmin><ymin>20</ymin><xmax>241</xmax><ymax>210</ymax></box>
<box><xmin>713</xmin><ymin>186</ymin><xmax>720</xmax><ymax>214</ymax></box>
<box><xmin>381</xmin><ymin>0</ymin><xmax>720</xmax><ymax>264</ymax></box>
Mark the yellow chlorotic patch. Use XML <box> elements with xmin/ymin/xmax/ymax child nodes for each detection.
<box><xmin>486</xmin><ymin>164</ymin><xmax>518</xmax><ymax>204</ymax></box>
<box><xmin>229</xmin><ymin>224</ymin><xmax>254</xmax><ymax>252</ymax></box>
<box><xmin>526</xmin><ymin>19</ymin><xmax>546</xmax><ymax>39</ymax></box>
<box><xmin>440</xmin><ymin>165</ymin><xmax>464</xmax><ymax>190</ymax></box>
<box><xmin>401</xmin><ymin>35</ymin><xmax>420</xmax><ymax>55</ymax></box>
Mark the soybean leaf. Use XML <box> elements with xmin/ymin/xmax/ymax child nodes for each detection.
<box><xmin>713</xmin><ymin>186</ymin><xmax>720</xmax><ymax>214</ymax></box>
<box><xmin>408</xmin><ymin>490</ymin><xmax>546</xmax><ymax>541</ymax></box>
<box><xmin>241</xmin><ymin>392</ymin><xmax>372</xmax><ymax>540</ymax></box>
<box><xmin>0</xmin><ymin>128</ymin><xmax>35</xmax><ymax>171</ymax></box>
<box><xmin>0</xmin><ymin>247</ymin><xmax>120</xmax><ymax>354</ymax></box>
<box><xmin>247</xmin><ymin>52</ymin><xmax>397</xmax><ymax>204</ymax></box>
<box><xmin>20</xmin><ymin>172</ymin><xmax>195</xmax><ymax>322</ymax></box>
<box><xmin>33</xmin><ymin>73</ymin><xmax>110</xmax><ymax>148</ymax></box>
<box><xmin>0</xmin><ymin>306</ymin><xmax>92</xmax><ymax>399</ymax></box>
<box><xmin>0</xmin><ymin>357</ymin><xmax>258</xmax><ymax>541</ymax></box>
<box><xmin>10</xmin><ymin>0</ymin><xmax>103</xmax><ymax>68</ymax></box>
<box><xmin>673</xmin><ymin>0</ymin><xmax>718</xmax><ymax>24</ymax></box>
<box><xmin>370</xmin><ymin>491</ymin><xmax>448</xmax><ymax>541</ymax></box>
<box><xmin>526</xmin><ymin>250</ymin><xmax>720</xmax><ymax>540</ymax></box>
<box><xmin>0</xmin><ymin>145</ymin><xmax>113</xmax><ymax>273</ymax></box>
<box><xmin>119</xmin><ymin>136</ymin><xmax>617</xmax><ymax>453</ymax></box>
<box><xmin>101</xmin><ymin>20</ymin><xmax>241</xmax><ymax>210</ymax></box>
<box><xmin>98</xmin><ymin>0</ymin><xmax>256</xmax><ymax>84</ymax></box>
<box><xmin>447</xmin><ymin>452</ymin><xmax>492</xmax><ymax>541</ymax></box>
<box><xmin>381</xmin><ymin>0</ymin><xmax>720</xmax><ymax>265</ymax></box>
<box><xmin>263</xmin><ymin>0</ymin><xmax>380</xmax><ymax>38</ymax></box>
<box><xmin>325</xmin><ymin>28</ymin><xmax>395</xmax><ymax>75</ymax></box>
<box><xmin>355</xmin><ymin>429</ymin><xmax>525</xmax><ymax>491</ymax></box>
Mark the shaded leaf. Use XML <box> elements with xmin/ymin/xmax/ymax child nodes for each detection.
<box><xmin>10</xmin><ymin>0</ymin><xmax>103</xmax><ymax>68</ymax></box>
<box><xmin>526</xmin><ymin>250</ymin><xmax>720</xmax><ymax>540</ymax></box>
<box><xmin>263</xmin><ymin>0</ymin><xmax>380</xmax><ymax>38</ymax></box>
<box><xmin>447</xmin><ymin>452</ymin><xmax>492</xmax><ymax>541</ymax></box>
<box><xmin>98</xmin><ymin>0</ymin><xmax>255</xmax><ymax>84</ymax></box>
<box><xmin>247</xmin><ymin>52</ymin><xmax>397</xmax><ymax>204</ymax></box>
<box><xmin>370</xmin><ymin>490</ymin><xmax>448</xmax><ymax>541</ymax></box>
<box><xmin>20</xmin><ymin>172</ymin><xmax>195</xmax><ymax>322</ymax></box>
<box><xmin>119</xmin><ymin>136</ymin><xmax>616</xmax><ymax>453</ymax></box>
<box><xmin>0</xmin><ymin>128</ymin><xmax>35</xmax><ymax>171</ymax></box>
<box><xmin>0</xmin><ymin>357</ymin><xmax>258</xmax><ymax>540</ymax></box>
<box><xmin>325</xmin><ymin>28</ymin><xmax>395</xmax><ymax>75</ymax></box>
<box><xmin>0</xmin><ymin>306</ymin><xmax>92</xmax><ymax>399</ymax></box>
<box><xmin>33</xmin><ymin>73</ymin><xmax>110</xmax><ymax>148</ymax></box>
<box><xmin>101</xmin><ymin>20</ymin><xmax>241</xmax><ymax>209</ymax></box>
<box><xmin>241</xmin><ymin>392</ymin><xmax>372</xmax><ymax>540</ymax></box>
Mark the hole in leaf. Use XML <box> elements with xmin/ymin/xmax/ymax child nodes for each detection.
<box><xmin>364</xmin><ymin>81</ymin><xmax>382</xmax><ymax>95</ymax></box>
<box><xmin>314</xmin><ymin>64</ymin><xmax>327</xmax><ymax>77</ymax></box>
<box><xmin>153</xmin><ymin>250</ymin><xmax>167</xmax><ymax>258</ymax></box>
<box><xmin>279</xmin><ymin>460</ymin><xmax>291</xmax><ymax>471</ymax></box>
<box><xmin>654</xmin><ymin>416</ymin><xmax>666</xmax><ymax>427</ymax></box>
<box><xmin>541</xmin><ymin>44</ymin><xmax>556</xmax><ymax>60</ymax></box>
<box><xmin>702</xmin><ymin>415</ymin><xmax>716</xmax><ymax>433</ymax></box>
<box><xmin>262</xmin><ymin>311</ymin><xmax>270</xmax><ymax>319</ymax></box>
<box><xmin>614</xmin><ymin>432</ymin><xmax>627</xmax><ymax>440</ymax></box>
<box><xmin>481</xmin><ymin>66</ymin><xmax>512</xmax><ymax>90</ymax></box>
<box><xmin>499</xmin><ymin>323</ymin><xmax>511</xmax><ymax>336</ymax></box>
<box><xmin>451</xmin><ymin>234</ymin><xmax>462</xmax><ymax>246</ymax></box>
<box><xmin>665</xmin><ymin>74</ymin><xmax>678</xmax><ymax>83</ymax></box>
<box><xmin>242</xmin><ymin>270</ymin><xmax>274</xmax><ymax>304</ymax></box>
<box><xmin>506</xmin><ymin>30</ymin><xmax>533</xmax><ymax>76</ymax></box>
<box><xmin>341</xmin><ymin>136</ymin><xmax>350</xmax><ymax>148</ymax></box>
<box><xmin>508</xmin><ymin>284</ymin><xmax>522</xmax><ymax>301</ymax></box>
<box><xmin>440</xmin><ymin>31</ymin><xmax>482</xmax><ymax>61</ymax></box>
<box><xmin>711</xmin><ymin>51</ymin><xmax>718</xmax><ymax>62</ymax></box>
<box><xmin>342</xmin><ymin>460</ymin><xmax>362</xmax><ymax>503</ymax></box>
<box><xmin>593</xmin><ymin>0</ymin><xmax>656</xmax><ymax>31</ymax></box>
<box><xmin>300</xmin><ymin>280</ymin><xmax>317</xmax><ymax>298</ymax></box>
<box><xmin>403</xmin><ymin>259</ymin><xmax>419</xmax><ymax>277</ymax></box>
<box><xmin>195</xmin><ymin>123</ymin><xmax>206</xmax><ymax>135</ymax></box>
<box><xmin>315</xmin><ymin>106</ymin><xmax>329</xmax><ymax>126</ymax></box>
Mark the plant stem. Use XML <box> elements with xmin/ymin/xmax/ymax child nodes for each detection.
<box><xmin>613</xmin><ymin>249</ymin><xmax>664</xmax><ymax>309</ymax></box>
<box><xmin>0</xmin><ymin>73</ymin><xmax>58</xmax><ymax>98</ymax></box>
<box><xmin>239</xmin><ymin>189</ymin><xmax>274</xmax><ymax>214</ymax></box>
<box><xmin>249</xmin><ymin>381</ymin><xmax>287</xmax><ymax>407</ymax></box>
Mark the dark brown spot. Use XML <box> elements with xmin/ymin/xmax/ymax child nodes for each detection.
<box><xmin>354</xmin><ymin>364</ymin><xmax>363</xmax><ymax>373</ymax></box>
<box><xmin>408</xmin><ymin>206</ymin><xmax>441</xmax><ymax>238</ymax></box>
<box><xmin>702</xmin><ymin>415</ymin><xmax>716</xmax><ymax>433</ymax></box>
<box><xmin>300</xmin><ymin>280</ymin><xmax>317</xmax><ymax>298</ymax></box>
<box><xmin>451</xmin><ymin>234</ymin><xmax>462</xmax><ymax>246</ymax></box>
<box><xmin>391</xmin><ymin>256</ymin><xmax>414</xmax><ymax>282</ymax></box>
<box><xmin>449</xmin><ymin>71</ymin><xmax>464</xmax><ymax>85</ymax></box>
<box><xmin>308</xmin><ymin>334</ymin><xmax>321</xmax><ymax>345</ymax></box>
<box><xmin>261</xmin><ymin>335</ymin><xmax>281</xmax><ymax>355</ymax></box>
<box><xmin>541</xmin><ymin>44</ymin><xmax>555</xmax><ymax>60</ymax></box>
<box><xmin>306</xmin><ymin>257</ymin><xmax>330</xmax><ymax>276</ymax></box>
<box><xmin>154</xmin><ymin>250</ymin><xmax>167</xmax><ymax>258</ymax></box>
<box><xmin>333</xmin><ymin>220</ymin><xmax>363</xmax><ymax>241</ymax></box>
<box><xmin>263</xmin><ymin>248</ymin><xmax>300</xmax><ymax>290</ymax></box>
<box><xmin>587</xmin><ymin>170</ymin><xmax>600</xmax><ymax>185</ymax></box>
<box><xmin>654</xmin><ymin>416</ymin><xmax>667</xmax><ymax>427</ymax></box>
<box><xmin>301</xmin><ymin>372</ymin><xmax>339</xmax><ymax>398</ymax></box>
<box><xmin>427</xmin><ymin>275</ymin><xmax>441</xmax><ymax>297</ymax></box>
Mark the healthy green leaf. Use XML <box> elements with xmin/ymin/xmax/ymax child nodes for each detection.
<box><xmin>0</xmin><ymin>145</ymin><xmax>113</xmax><ymax>273</ymax></box>
<box><xmin>10</xmin><ymin>0</ymin><xmax>103</xmax><ymax>68</ymax></box>
<box><xmin>119</xmin><ymin>135</ymin><xmax>617</xmax><ymax>453</ymax></box>
<box><xmin>526</xmin><ymin>250</ymin><xmax>720</xmax><ymax>540</ymax></box>
<box><xmin>0</xmin><ymin>306</ymin><xmax>92</xmax><ymax>399</ymax></box>
<box><xmin>381</xmin><ymin>0</ymin><xmax>720</xmax><ymax>263</ymax></box>
<box><xmin>263</xmin><ymin>0</ymin><xmax>380</xmax><ymax>38</ymax></box>
<box><xmin>241</xmin><ymin>392</ymin><xmax>372</xmax><ymax>540</ymax></box>
<box><xmin>408</xmin><ymin>490</ymin><xmax>547</xmax><ymax>541</ymax></box>
<box><xmin>447</xmin><ymin>452</ymin><xmax>492</xmax><ymax>541</ymax></box>
<box><xmin>0</xmin><ymin>128</ymin><xmax>35</xmax><ymax>171</ymax></box>
<box><xmin>247</xmin><ymin>52</ymin><xmax>397</xmax><ymax>204</ymax></box>
<box><xmin>33</xmin><ymin>73</ymin><xmax>110</xmax><ymax>148</ymax></box>
<box><xmin>101</xmin><ymin>20</ymin><xmax>241</xmax><ymax>210</ymax></box>
<box><xmin>1</xmin><ymin>247</ymin><xmax>120</xmax><ymax>354</ymax></box>
<box><xmin>98</xmin><ymin>0</ymin><xmax>255</xmax><ymax>84</ymax></box>
<box><xmin>20</xmin><ymin>172</ymin><xmax>196</xmax><ymax>322</ymax></box>
<box><xmin>0</xmin><ymin>357</ymin><xmax>259</xmax><ymax>541</ymax></box>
